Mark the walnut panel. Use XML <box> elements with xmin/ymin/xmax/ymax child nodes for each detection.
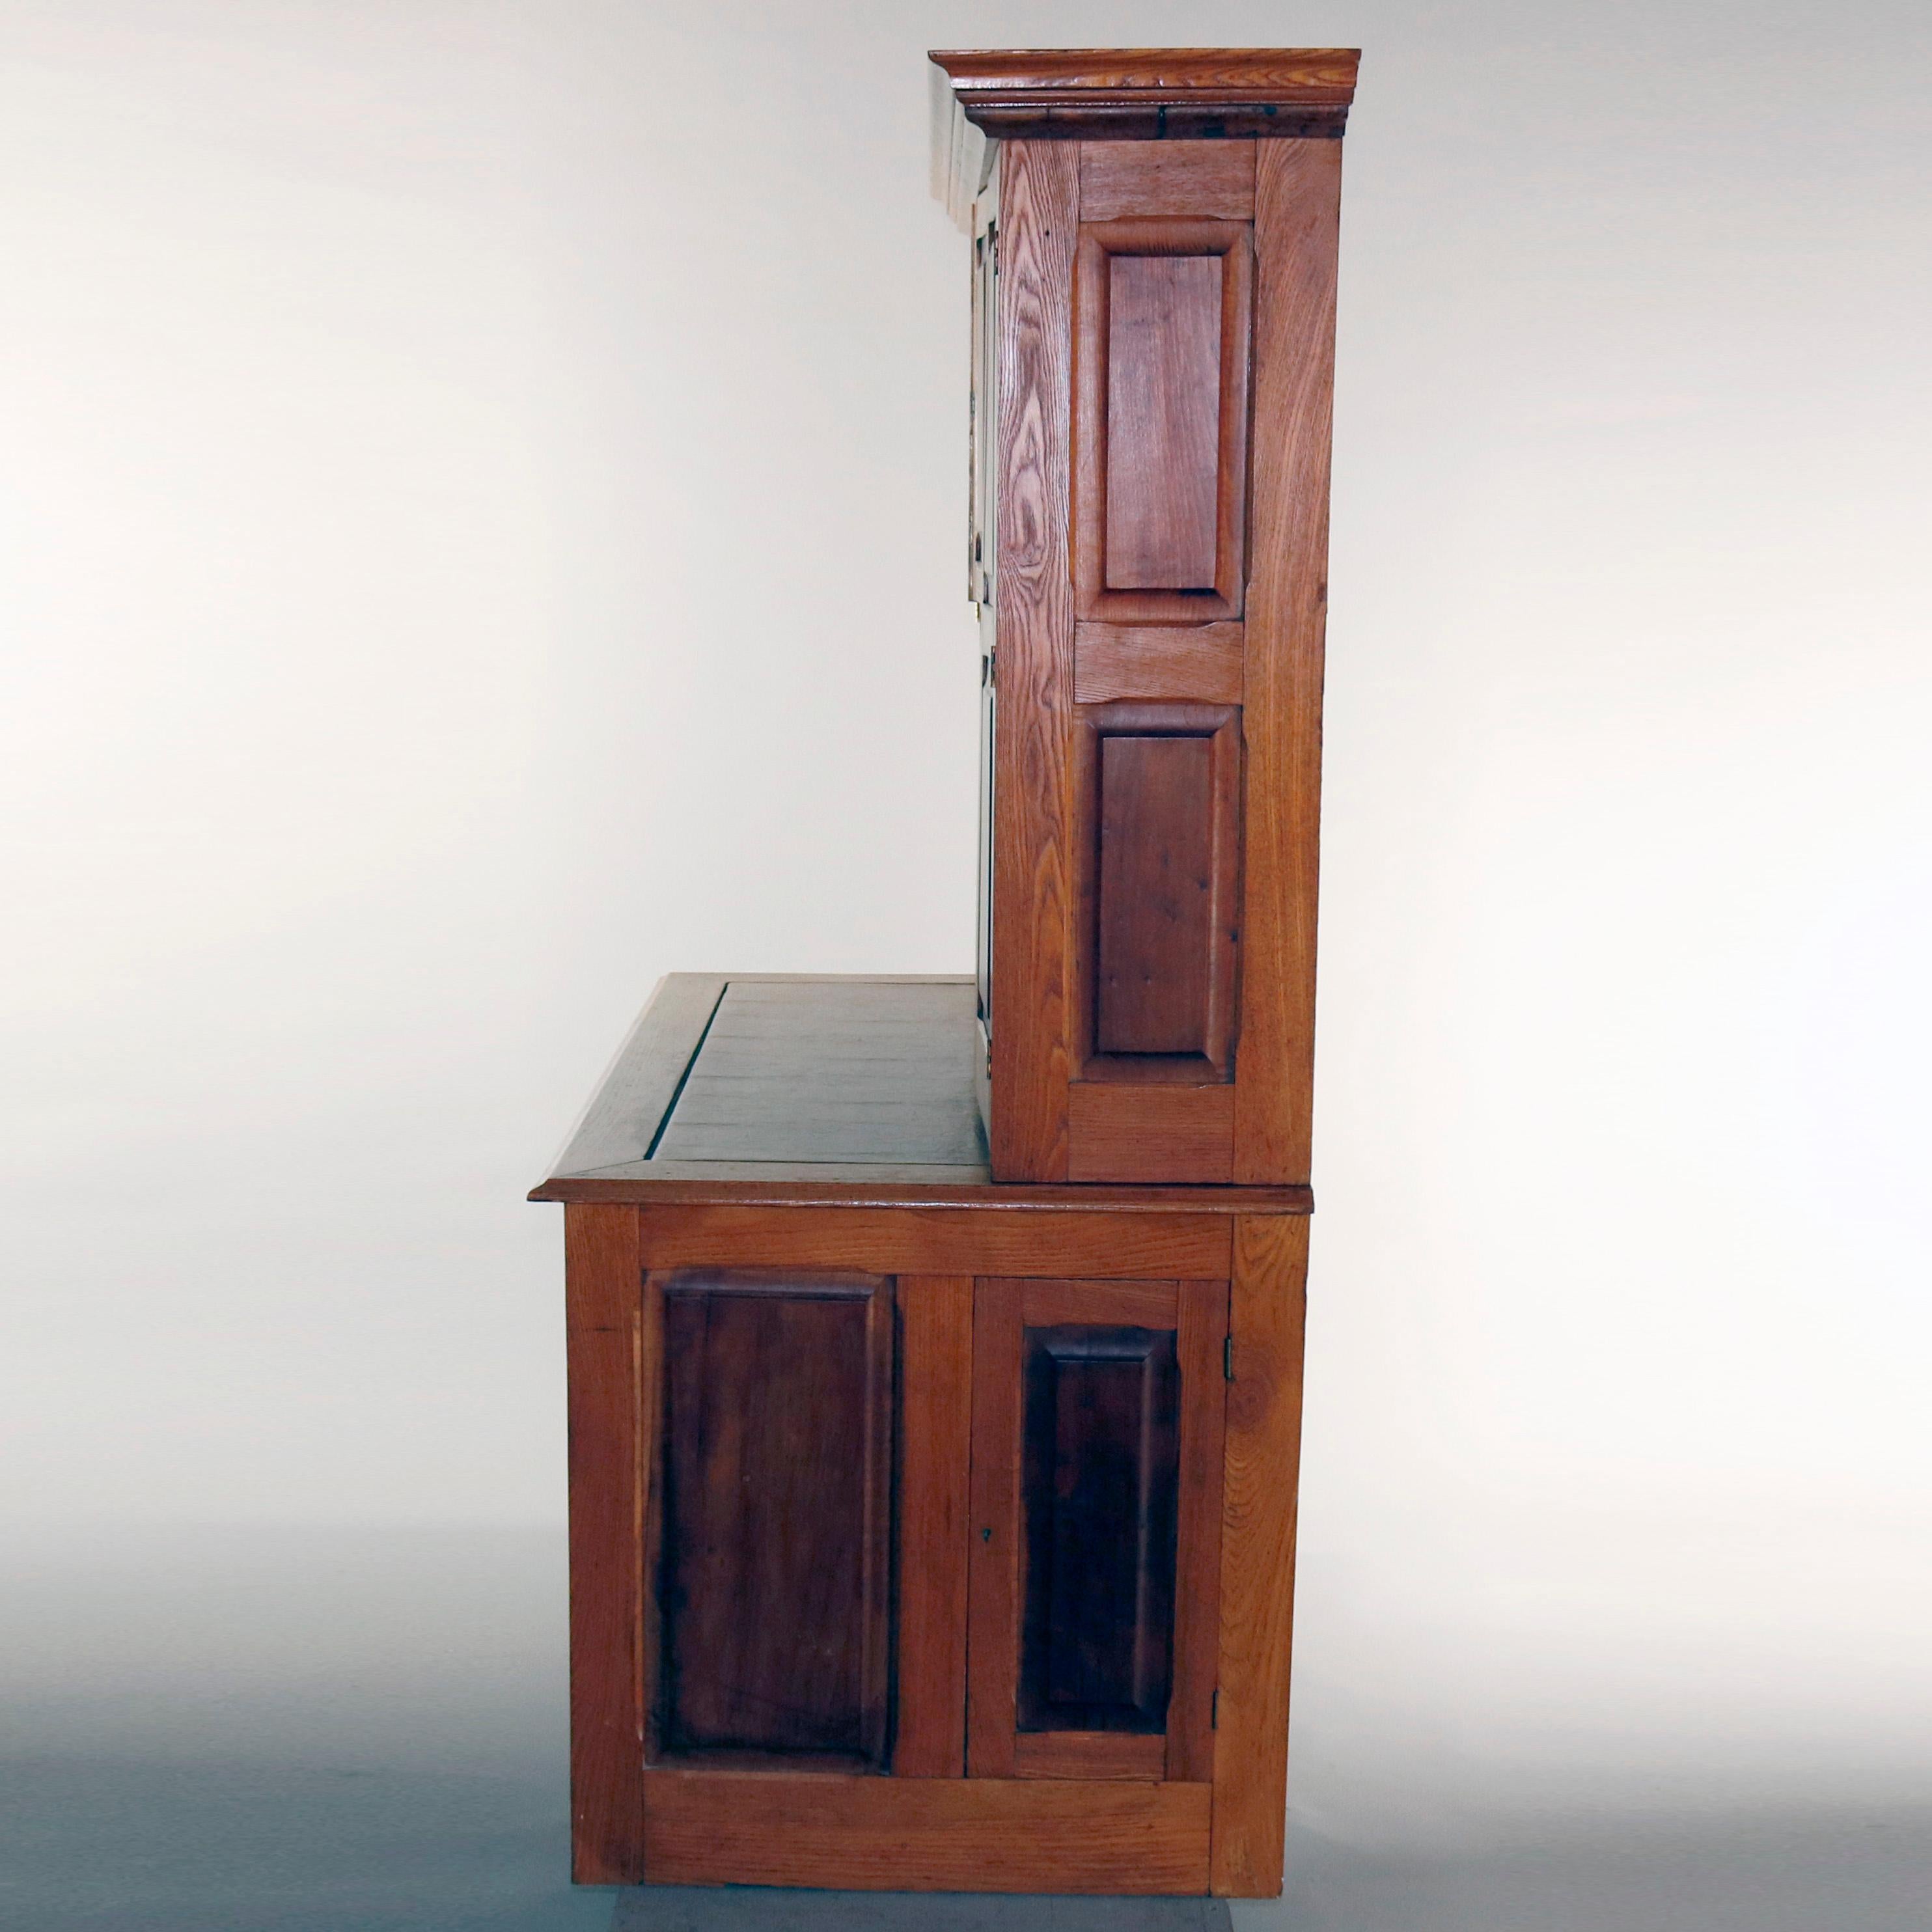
<box><xmin>1074</xmin><ymin>220</ymin><xmax>1252</xmax><ymax>624</ymax></box>
<box><xmin>1074</xmin><ymin>702</ymin><xmax>1241</xmax><ymax>1084</ymax></box>
<box><xmin>652</xmin><ymin>1274</ymin><xmax>892</xmax><ymax>1767</ymax></box>
<box><xmin>1019</xmin><ymin>1324</ymin><xmax>1181</xmax><ymax>1733</ymax></box>
<box><xmin>1104</xmin><ymin>254</ymin><xmax>1223</xmax><ymax>592</ymax></box>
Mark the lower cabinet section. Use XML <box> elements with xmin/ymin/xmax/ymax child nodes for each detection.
<box><xmin>563</xmin><ymin>1202</ymin><xmax>1308</xmax><ymax>1897</ymax></box>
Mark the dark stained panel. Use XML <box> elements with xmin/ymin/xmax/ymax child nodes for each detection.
<box><xmin>1103</xmin><ymin>254</ymin><xmax>1222</xmax><ymax>592</ymax></box>
<box><xmin>1095</xmin><ymin>734</ymin><xmax>1215</xmax><ymax>1056</ymax></box>
<box><xmin>1018</xmin><ymin>1324</ymin><xmax>1180</xmax><ymax>1733</ymax></box>
<box><xmin>655</xmin><ymin>1275</ymin><xmax>893</xmax><ymax>1766</ymax></box>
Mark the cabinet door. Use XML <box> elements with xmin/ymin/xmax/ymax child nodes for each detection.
<box><xmin>967</xmin><ymin>1276</ymin><xmax>1227</xmax><ymax>1780</ymax></box>
<box><xmin>646</xmin><ymin>1271</ymin><xmax>894</xmax><ymax>1769</ymax></box>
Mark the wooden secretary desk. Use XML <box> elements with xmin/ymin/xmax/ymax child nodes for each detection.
<box><xmin>531</xmin><ymin>48</ymin><xmax>1357</xmax><ymax>1900</ymax></box>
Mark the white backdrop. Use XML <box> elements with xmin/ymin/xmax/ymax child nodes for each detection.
<box><xmin>4</xmin><ymin>0</ymin><xmax>1929</xmax><ymax>1863</ymax></box>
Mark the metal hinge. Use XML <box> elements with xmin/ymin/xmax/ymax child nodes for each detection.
<box><xmin>1224</xmin><ymin>1335</ymin><xmax>1235</xmax><ymax>1381</ymax></box>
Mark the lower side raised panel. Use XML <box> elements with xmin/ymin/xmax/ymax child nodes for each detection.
<box><xmin>640</xmin><ymin>1772</ymin><xmax>1211</xmax><ymax>1893</ymax></box>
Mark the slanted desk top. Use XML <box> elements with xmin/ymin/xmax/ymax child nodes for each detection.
<box><xmin>531</xmin><ymin>974</ymin><xmax>1311</xmax><ymax>1213</ymax></box>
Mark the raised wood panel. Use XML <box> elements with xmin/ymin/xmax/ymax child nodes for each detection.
<box><xmin>1097</xmin><ymin>732</ymin><xmax>1216</xmax><ymax>1052</ymax></box>
<box><xmin>635</xmin><ymin>1204</ymin><xmax>1232</xmax><ymax>1279</ymax></box>
<box><xmin>1074</xmin><ymin>702</ymin><xmax>1241</xmax><ymax>1084</ymax></box>
<box><xmin>1232</xmin><ymin>141</ymin><xmax>1343</xmax><ymax>1186</ymax></box>
<box><xmin>1019</xmin><ymin>1323</ymin><xmax>1180</xmax><ymax>1733</ymax></box>
<box><xmin>1211</xmin><ymin>1216</ymin><xmax>1310</xmax><ymax>1897</ymax></box>
<box><xmin>969</xmin><ymin>1276</ymin><xmax>1226</xmax><ymax>1787</ymax></box>
<box><xmin>1075</xmin><ymin>621</ymin><xmax>1245</xmax><ymax>704</ymax></box>
<box><xmin>894</xmin><ymin>1275</ymin><xmax>973</xmax><ymax>1776</ymax></box>
<box><xmin>562</xmin><ymin>1205</ymin><xmax>645</xmax><ymax>1884</ymax></box>
<box><xmin>1081</xmin><ymin>141</ymin><xmax>1255</xmax><ymax>221</ymax></box>
<box><xmin>1104</xmin><ymin>252</ymin><xmax>1223</xmax><ymax>590</ymax></box>
<box><xmin>988</xmin><ymin>139</ymin><xmax>1079</xmax><ymax>1183</ymax></box>
<box><xmin>640</xmin><ymin>1771</ymin><xmax>1212</xmax><ymax>1893</ymax></box>
<box><xmin>1067</xmin><ymin>1082</ymin><xmax>1235</xmax><ymax>1184</ymax></box>
<box><xmin>1074</xmin><ymin>220</ymin><xmax>1251</xmax><ymax>625</ymax></box>
<box><xmin>652</xmin><ymin>1275</ymin><xmax>892</xmax><ymax>1767</ymax></box>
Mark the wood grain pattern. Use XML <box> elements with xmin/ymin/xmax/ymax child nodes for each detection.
<box><xmin>1073</xmin><ymin>702</ymin><xmax>1242</xmax><ymax>1086</ymax></box>
<box><xmin>563</xmin><ymin>1205</ymin><xmax>644</xmax><ymax>1884</ymax></box>
<box><xmin>1014</xmin><ymin>1730</ymin><xmax>1166</xmax><ymax>1780</ymax></box>
<box><xmin>1022</xmin><ymin>1277</ymin><xmax>1178</xmax><ymax>1328</ymax></box>
<box><xmin>1104</xmin><ymin>253</ymin><xmax>1222</xmax><ymax>590</ymax></box>
<box><xmin>1074</xmin><ymin>221</ymin><xmax>1250</xmax><ymax>626</ymax></box>
<box><xmin>652</xmin><ymin>1275</ymin><xmax>892</xmax><ymax>1767</ymax></box>
<box><xmin>1211</xmin><ymin>1215</ymin><xmax>1310</xmax><ymax>1897</ymax></box>
<box><xmin>1075</xmin><ymin>622</ymin><xmax>1245</xmax><ymax>705</ymax></box>
<box><xmin>1096</xmin><ymin>734</ymin><xmax>1217</xmax><ymax>1053</ymax></box>
<box><xmin>1168</xmin><ymin>1278</ymin><xmax>1230</xmax><ymax>1782</ymax></box>
<box><xmin>1232</xmin><ymin>141</ymin><xmax>1342</xmax><ymax>1186</ymax></box>
<box><xmin>641</xmin><ymin>1771</ymin><xmax>1212</xmax><ymax>1892</ymax></box>
<box><xmin>1068</xmin><ymin>1082</ymin><xmax>1235</xmax><ymax>1183</ymax></box>
<box><xmin>989</xmin><ymin>139</ymin><xmax>1079</xmax><ymax>1183</ymax></box>
<box><xmin>966</xmin><ymin>1277</ymin><xmax>1025</xmax><ymax>1777</ymax></box>
<box><xmin>895</xmin><ymin>1275</ymin><xmax>974</xmax><ymax>1776</ymax></box>
<box><xmin>635</xmin><ymin>1204</ymin><xmax>1231</xmax><ymax>1280</ymax></box>
<box><xmin>1081</xmin><ymin>143</ymin><xmax>1254</xmax><ymax>221</ymax></box>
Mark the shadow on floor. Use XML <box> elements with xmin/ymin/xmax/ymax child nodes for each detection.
<box><xmin>4</xmin><ymin>1526</ymin><xmax>1925</xmax><ymax>1931</ymax></box>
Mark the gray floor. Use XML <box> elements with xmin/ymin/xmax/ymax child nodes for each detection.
<box><xmin>3</xmin><ymin>1526</ymin><xmax>1925</xmax><ymax>1931</ymax></box>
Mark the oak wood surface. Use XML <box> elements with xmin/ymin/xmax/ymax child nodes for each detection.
<box><xmin>563</xmin><ymin>1206</ymin><xmax>645</xmax><ymax>1884</ymax></box>
<box><xmin>969</xmin><ymin>1276</ymin><xmax>1226</xmax><ymax>1786</ymax></box>
<box><xmin>1081</xmin><ymin>143</ymin><xmax>1255</xmax><ymax>221</ymax></box>
<box><xmin>989</xmin><ymin>139</ymin><xmax>1080</xmax><ymax>1182</ymax></box>
<box><xmin>1022</xmin><ymin>1276</ymin><xmax>1178</xmax><ymax>1327</ymax></box>
<box><xmin>1013</xmin><ymin>1730</ymin><xmax>1166</xmax><ymax>1781</ymax></box>
<box><xmin>635</xmin><ymin>1204</ymin><xmax>1232</xmax><ymax>1278</ymax></box>
<box><xmin>1075</xmin><ymin>703</ymin><xmax>1241</xmax><ymax>1081</ymax></box>
<box><xmin>965</xmin><ymin>1277</ymin><xmax>1025</xmax><ymax>1777</ymax></box>
<box><xmin>640</xmin><ymin>1771</ymin><xmax>1212</xmax><ymax>1892</ymax></box>
<box><xmin>1232</xmin><ymin>141</ymin><xmax>1342</xmax><ymax>1185</ymax></box>
<box><xmin>1075</xmin><ymin>621</ymin><xmax>1245</xmax><ymax>705</ymax></box>
<box><xmin>894</xmin><ymin>1275</ymin><xmax>974</xmax><ymax>1776</ymax></box>
<box><xmin>1067</xmin><ymin>1081</ymin><xmax>1235</xmax><ymax>1183</ymax></box>
<box><xmin>1104</xmin><ymin>253</ymin><xmax>1223</xmax><ymax>590</ymax></box>
<box><xmin>652</xmin><ymin>1275</ymin><xmax>892</xmax><ymax>1767</ymax></box>
<box><xmin>1168</xmin><ymin>1278</ymin><xmax>1230</xmax><ymax>1783</ymax></box>
<box><xmin>1211</xmin><ymin>1215</ymin><xmax>1310</xmax><ymax>1896</ymax></box>
<box><xmin>1074</xmin><ymin>221</ymin><xmax>1251</xmax><ymax>626</ymax></box>
<box><xmin>1098</xmin><ymin>732</ymin><xmax>1218</xmax><ymax>1049</ymax></box>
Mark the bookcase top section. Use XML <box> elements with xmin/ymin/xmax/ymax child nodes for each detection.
<box><xmin>530</xmin><ymin>974</ymin><xmax>1312</xmax><ymax>1214</ymax></box>
<box><xmin>929</xmin><ymin>48</ymin><xmax>1360</xmax><ymax>140</ymax></box>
